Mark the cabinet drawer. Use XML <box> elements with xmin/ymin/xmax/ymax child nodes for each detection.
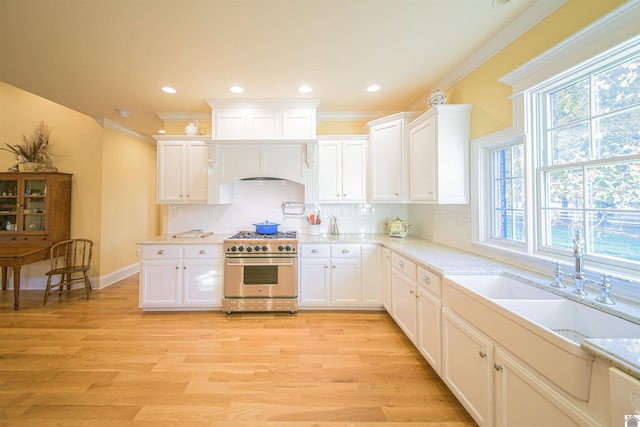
<box><xmin>300</xmin><ymin>244</ymin><xmax>330</xmax><ymax>258</ymax></box>
<box><xmin>391</xmin><ymin>252</ymin><xmax>416</xmax><ymax>280</ymax></box>
<box><xmin>0</xmin><ymin>234</ymin><xmax>49</xmax><ymax>243</ymax></box>
<box><xmin>141</xmin><ymin>245</ymin><xmax>182</xmax><ymax>259</ymax></box>
<box><xmin>331</xmin><ymin>244</ymin><xmax>361</xmax><ymax>258</ymax></box>
<box><xmin>184</xmin><ymin>245</ymin><xmax>220</xmax><ymax>259</ymax></box>
<box><xmin>417</xmin><ymin>265</ymin><xmax>442</xmax><ymax>297</ymax></box>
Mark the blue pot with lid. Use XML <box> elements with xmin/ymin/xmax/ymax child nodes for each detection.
<box><xmin>253</xmin><ymin>221</ymin><xmax>280</xmax><ymax>235</ymax></box>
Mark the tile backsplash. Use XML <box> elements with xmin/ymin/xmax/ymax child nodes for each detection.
<box><xmin>165</xmin><ymin>179</ymin><xmax>408</xmax><ymax>235</ymax></box>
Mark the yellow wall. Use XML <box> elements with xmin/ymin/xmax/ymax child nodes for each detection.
<box><xmin>100</xmin><ymin>127</ymin><xmax>160</xmax><ymax>276</ymax></box>
<box><xmin>0</xmin><ymin>81</ymin><xmax>159</xmax><ymax>286</ymax></box>
<box><xmin>447</xmin><ymin>0</ymin><xmax>627</xmax><ymax>139</ymax></box>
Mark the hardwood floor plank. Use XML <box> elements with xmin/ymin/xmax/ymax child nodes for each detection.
<box><xmin>0</xmin><ymin>274</ymin><xmax>476</xmax><ymax>426</ymax></box>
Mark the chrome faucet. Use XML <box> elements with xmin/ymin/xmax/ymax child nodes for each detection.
<box><xmin>572</xmin><ymin>229</ymin><xmax>588</xmax><ymax>296</ymax></box>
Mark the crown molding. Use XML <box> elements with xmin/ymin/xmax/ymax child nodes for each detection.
<box><xmin>317</xmin><ymin>111</ymin><xmax>399</xmax><ymax>122</ymax></box>
<box><xmin>499</xmin><ymin>0</ymin><xmax>640</xmax><ymax>94</ymax></box>
<box><xmin>156</xmin><ymin>112</ymin><xmax>211</xmax><ymax>122</ymax></box>
<box><xmin>409</xmin><ymin>0</ymin><xmax>567</xmax><ymax>110</ymax></box>
<box><xmin>94</xmin><ymin>117</ymin><xmax>155</xmax><ymax>144</ymax></box>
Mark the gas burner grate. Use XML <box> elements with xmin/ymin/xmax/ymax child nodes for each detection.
<box><xmin>228</xmin><ymin>231</ymin><xmax>298</xmax><ymax>240</ymax></box>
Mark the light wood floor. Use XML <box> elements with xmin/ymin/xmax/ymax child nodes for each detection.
<box><xmin>0</xmin><ymin>274</ymin><xmax>476</xmax><ymax>427</ymax></box>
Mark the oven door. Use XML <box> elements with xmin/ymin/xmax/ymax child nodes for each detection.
<box><xmin>224</xmin><ymin>256</ymin><xmax>298</xmax><ymax>298</ymax></box>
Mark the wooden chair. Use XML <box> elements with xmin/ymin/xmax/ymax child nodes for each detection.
<box><xmin>43</xmin><ymin>239</ymin><xmax>93</xmax><ymax>306</ymax></box>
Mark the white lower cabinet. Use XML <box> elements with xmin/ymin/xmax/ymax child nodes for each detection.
<box><xmin>442</xmin><ymin>307</ymin><xmax>493</xmax><ymax>427</ymax></box>
<box><xmin>298</xmin><ymin>243</ymin><xmax>380</xmax><ymax>309</ymax></box>
<box><xmin>493</xmin><ymin>347</ymin><xmax>597</xmax><ymax>427</ymax></box>
<box><xmin>139</xmin><ymin>244</ymin><xmax>223</xmax><ymax>309</ymax></box>
<box><xmin>416</xmin><ymin>266</ymin><xmax>442</xmax><ymax>376</ymax></box>
<box><xmin>390</xmin><ymin>252</ymin><xmax>418</xmax><ymax>342</ymax></box>
<box><xmin>381</xmin><ymin>247</ymin><xmax>392</xmax><ymax>311</ymax></box>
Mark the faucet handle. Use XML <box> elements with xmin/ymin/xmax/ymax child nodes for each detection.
<box><xmin>551</xmin><ymin>263</ymin><xmax>566</xmax><ymax>288</ymax></box>
<box><xmin>595</xmin><ymin>274</ymin><xmax>615</xmax><ymax>305</ymax></box>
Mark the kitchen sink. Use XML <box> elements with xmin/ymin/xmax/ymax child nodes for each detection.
<box><xmin>444</xmin><ymin>274</ymin><xmax>563</xmax><ymax>300</ymax></box>
<box><xmin>494</xmin><ymin>299</ymin><xmax>640</xmax><ymax>342</ymax></box>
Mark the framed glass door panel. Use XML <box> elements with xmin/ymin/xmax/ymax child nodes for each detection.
<box><xmin>0</xmin><ymin>179</ymin><xmax>18</xmax><ymax>232</ymax></box>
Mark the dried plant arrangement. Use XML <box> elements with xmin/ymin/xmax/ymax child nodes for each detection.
<box><xmin>2</xmin><ymin>121</ymin><xmax>57</xmax><ymax>171</ymax></box>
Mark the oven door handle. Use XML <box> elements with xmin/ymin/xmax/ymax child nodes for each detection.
<box><xmin>225</xmin><ymin>260</ymin><xmax>296</xmax><ymax>267</ymax></box>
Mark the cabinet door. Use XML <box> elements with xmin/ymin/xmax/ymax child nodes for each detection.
<box><xmin>248</xmin><ymin>111</ymin><xmax>279</xmax><ymax>139</ymax></box>
<box><xmin>417</xmin><ymin>286</ymin><xmax>442</xmax><ymax>375</ymax></box>
<box><xmin>369</xmin><ymin>119</ymin><xmax>404</xmax><ymax>201</ymax></box>
<box><xmin>381</xmin><ymin>247</ymin><xmax>392</xmax><ymax>311</ymax></box>
<box><xmin>215</xmin><ymin>110</ymin><xmax>247</xmax><ymax>139</ymax></box>
<box><xmin>494</xmin><ymin>347</ymin><xmax>594</xmax><ymax>427</ymax></box>
<box><xmin>281</xmin><ymin>110</ymin><xmax>314</xmax><ymax>139</ymax></box>
<box><xmin>442</xmin><ymin>308</ymin><xmax>493</xmax><ymax>427</ymax></box>
<box><xmin>331</xmin><ymin>258</ymin><xmax>361</xmax><ymax>305</ymax></box>
<box><xmin>361</xmin><ymin>244</ymin><xmax>381</xmax><ymax>306</ymax></box>
<box><xmin>185</xmin><ymin>141</ymin><xmax>209</xmax><ymax>203</ymax></box>
<box><xmin>140</xmin><ymin>260</ymin><xmax>181</xmax><ymax>307</ymax></box>
<box><xmin>183</xmin><ymin>258</ymin><xmax>223</xmax><ymax>306</ymax></box>
<box><xmin>317</xmin><ymin>141</ymin><xmax>342</xmax><ymax>201</ymax></box>
<box><xmin>299</xmin><ymin>258</ymin><xmax>330</xmax><ymax>306</ymax></box>
<box><xmin>409</xmin><ymin>116</ymin><xmax>436</xmax><ymax>202</ymax></box>
<box><xmin>157</xmin><ymin>142</ymin><xmax>185</xmax><ymax>203</ymax></box>
<box><xmin>341</xmin><ymin>140</ymin><xmax>367</xmax><ymax>201</ymax></box>
<box><xmin>391</xmin><ymin>268</ymin><xmax>417</xmax><ymax>342</ymax></box>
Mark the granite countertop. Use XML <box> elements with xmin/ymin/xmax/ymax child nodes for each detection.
<box><xmin>139</xmin><ymin>231</ymin><xmax>640</xmax><ymax>378</ymax></box>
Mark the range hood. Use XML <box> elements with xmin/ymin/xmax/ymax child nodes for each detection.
<box><xmin>206</xmin><ymin>140</ymin><xmax>316</xmax><ymax>186</ymax></box>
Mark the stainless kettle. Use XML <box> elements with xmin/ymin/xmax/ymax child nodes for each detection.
<box><xmin>329</xmin><ymin>214</ymin><xmax>340</xmax><ymax>235</ymax></box>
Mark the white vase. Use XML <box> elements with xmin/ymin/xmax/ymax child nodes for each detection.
<box><xmin>185</xmin><ymin>120</ymin><xmax>199</xmax><ymax>135</ymax></box>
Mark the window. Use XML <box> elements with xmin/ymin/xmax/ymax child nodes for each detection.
<box><xmin>491</xmin><ymin>143</ymin><xmax>525</xmax><ymax>243</ymax></box>
<box><xmin>538</xmin><ymin>54</ymin><xmax>640</xmax><ymax>266</ymax></box>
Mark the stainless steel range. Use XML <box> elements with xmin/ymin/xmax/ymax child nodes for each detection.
<box><xmin>222</xmin><ymin>231</ymin><xmax>298</xmax><ymax>314</ymax></box>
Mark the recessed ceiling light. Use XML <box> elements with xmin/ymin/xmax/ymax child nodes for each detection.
<box><xmin>367</xmin><ymin>84</ymin><xmax>381</xmax><ymax>93</ymax></box>
<box><xmin>161</xmin><ymin>86</ymin><xmax>177</xmax><ymax>94</ymax></box>
<box><xmin>298</xmin><ymin>85</ymin><xmax>312</xmax><ymax>93</ymax></box>
<box><xmin>230</xmin><ymin>85</ymin><xmax>244</xmax><ymax>94</ymax></box>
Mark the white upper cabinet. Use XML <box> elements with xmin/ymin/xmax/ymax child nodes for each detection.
<box><xmin>156</xmin><ymin>139</ymin><xmax>208</xmax><ymax>204</ymax></box>
<box><xmin>207</xmin><ymin>99</ymin><xmax>319</xmax><ymax>140</ymax></box>
<box><xmin>367</xmin><ymin>112</ymin><xmax>417</xmax><ymax>202</ymax></box>
<box><xmin>408</xmin><ymin>105</ymin><xmax>472</xmax><ymax>204</ymax></box>
<box><xmin>317</xmin><ymin>136</ymin><xmax>367</xmax><ymax>202</ymax></box>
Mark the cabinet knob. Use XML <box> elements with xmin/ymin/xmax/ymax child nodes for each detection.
<box><xmin>409</xmin><ymin>290</ymin><xmax>414</xmax><ymax>295</ymax></box>
<box><xmin>157</xmin><ymin>249</ymin><xmax>165</xmax><ymax>255</ymax></box>
<box><xmin>343</xmin><ymin>194</ymin><xmax>346</xmax><ymax>197</ymax></box>
<box><xmin>494</xmin><ymin>363</ymin><xmax>503</xmax><ymax>371</ymax></box>
<box><xmin>422</xmin><ymin>275</ymin><xmax>430</xmax><ymax>284</ymax></box>
<box><xmin>479</xmin><ymin>351</ymin><xmax>487</xmax><ymax>359</ymax></box>
<box><xmin>342</xmin><ymin>249</ymin><xmax>349</xmax><ymax>254</ymax></box>
<box><xmin>398</xmin><ymin>260</ymin><xmax>404</xmax><ymax>267</ymax></box>
<box><xmin>199</xmin><ymin>249</ymin><xmax>206</xmax><ymax>254</ymax></box>
<box><xmin>311</xmin><ymin>249</ymin><xmax>319</xmax><ymax>254</ymax></box>
<box><xmin>336</xmin><ymin>194</ymin><xmax>340</xmax><ymax>197</ymax></box>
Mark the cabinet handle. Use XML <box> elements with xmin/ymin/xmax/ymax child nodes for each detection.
<box><xmin>332</xmin><ymin>265</ymin><xmax>336</xmax><ymax>269</ymax></box>
<box><xmin>398</xmin><ymin>260</ymin><xmax>404</xmax><ymax>267</ymax></box>
<box><xmin>494</xmin><ymin>363</ymin><xmax>503</xmax><ymax>371</ymax></box>
<box><xmin>342</xmin><ymin>249</ymin><xmax>349</xmax><ymax>254</ymax></box>
<box><xmin>175</xmin><ymin>266</ymin><xmax>179</xmax><ymax>270</ymax></box>
<box><xmin>324</xmin><ymin>265</ymin><xmax>329</xmax><ymax>269</ymax></box>
<box><xmin>311</xmin><ymin>249</ymin><xmax>319</xmax><ymax>254</ymax></box>
<box><xmin>336</xmin><ymin>193</ymin><xmax>340</xmax><ymax>197</ymax></box>
<box><xmin>343</xmin><ymin>194</ymin><xmax>347</xmax><ymax>197</ymax></box>
<box><xmin>409</xmin><ymin>290</ymin><xmax>414</xmax><ymax>295</ymax></box>
<box><xmin>199</xmin><ymin>249</ymin><xmax>206</xmax><ymax>254</ymax></box>
<box><xmin>479</xmin><ymin>351</ymin><xmax>487</xmax><ymax>359</ymax></box>
<box><xmin>157</xmin><ymin>249</ymin><xmax>166</xmax><ymax>255</ymax></box>
<box><xmin>422</xmin><ymin>275</ymin><xmax>430</xmax><ymax>284</ymax></box>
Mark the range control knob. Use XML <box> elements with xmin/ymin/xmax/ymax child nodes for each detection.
<box><xmin>237</xmin><ymin>245</ymin><xmax>245</xmax><ymax>252</ymax></box>
<box><xmin>230</xmin><ymin>245</ymin><xmax>238</xmax><ymax>252</ymax></box>
<box><xmin>285</xmin><ymin>245</ymin><xmax>292</xmax><ymax>251</ymax></box>
<box><xmin>246</xmin><ymin>246</ymin><xmax>253</xmax><ymax>252</ymax></box>
<box><xmin>262</xmin><ymin>245</ymin><xmax>269</xmax><ymax>252</ymax></box>
<box><xmin>278</xmin><ymin>245</ymin><xmax>285</xmax><ymax>251</ymax></box>
<box><xmin>254</xmin><ymin>245</ymin><xmax>261</xmax><ymax>251</ymax></box>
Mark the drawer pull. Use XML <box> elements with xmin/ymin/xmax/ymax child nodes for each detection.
<box><xmin>422</xmin><ymin>275</ymin><xmax>430</xmax><ymax>284</ymax></box>
<box><xmin>398</xmin><ymin>260</ymin><xmax>404</xmax><ymax>267</ymax></box>
<box><xmin>341</xmin><ymin>249</ymin><xmax>349</xmax><ymax>254</ymax></box>
<box><xmin>494</xmin><ymin>363</ymin><xmax>503</xmax><ymax>371</ymax></box>
<box><xmin>157</xmin><ymin>249</ymin><xmax>165</xmax><ymax>255</ymax></box>
<box><xmin>199</xmin><ymin>249</ymin><xmax>207</xmax><ymax>255</ymax></box>
<box><xmin>311</xmin><ymin>249</ymin><xmax>319</xmax><ymax>254</ymax></box>
<box><xmin>479</xmin><ymin>351</ymin><xmax>487</xmax><ymax>359</ymax></box>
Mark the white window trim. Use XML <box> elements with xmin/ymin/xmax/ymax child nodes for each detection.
<box><xmin>471</xmin><ymin>1</ymin><xmax>640</xmax><ymax>297</ymax></box>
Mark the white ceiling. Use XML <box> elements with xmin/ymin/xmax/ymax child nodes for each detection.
<box><xmin>0</xmin><ymin>0</ymin><xmax>549</xmax><ymax>137</ymax></box>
